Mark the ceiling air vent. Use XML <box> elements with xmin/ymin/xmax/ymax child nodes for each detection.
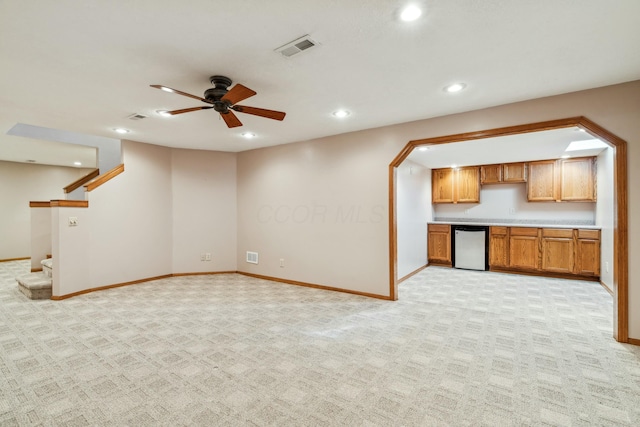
<box><xmin>275</xmin><ymin>35</ymin><xmax>318</xmax><ymax>58</ymax></box>
<box><xmin>128</xmin><ymin>113</ymin><xmax>147</xmax><ymax>121</ymax></box>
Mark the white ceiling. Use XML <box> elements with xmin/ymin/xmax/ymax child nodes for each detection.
<box><xmin>406</xmin><ymin>127</ymin><xmax>608</xmax><ymax>169</ymax></box>
<box><xmin>1</xmin><ymin>1</ymin><xmax>639</xmax><ymax>167</ymax></box>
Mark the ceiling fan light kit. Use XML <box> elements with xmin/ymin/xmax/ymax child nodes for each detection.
<box><xmin>150</xmin><ymin>76</ymin><xmax>286</xmax><ymax>128</ymax></box>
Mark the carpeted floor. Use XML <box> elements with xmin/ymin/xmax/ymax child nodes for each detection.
<box><xmin>1</xmin><ymin>260</ymin><xmax>639</xmax><ymax>426</ymax></box>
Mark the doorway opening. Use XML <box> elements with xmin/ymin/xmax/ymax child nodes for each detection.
<box><xmin>388</xmin><ymin>117</ymin><xmax>628</xmax><ymax>343</ymax></box>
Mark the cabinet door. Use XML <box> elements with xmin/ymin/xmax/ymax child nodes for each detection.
<box><xmin>527</xmin><ymin>160</ymin><xmax>558</xmax><ymax>201</ymax></box>
<box><xmin>541</xmin><ymin>229</ymin><xmax>574</xmax><ymax>274</ymax></box>
<box><xmin>576</xmin><ymin>239</ymin><xmax>600</xmax><ymax>276</ymax></box>
<box><xmin>560</xmin><ymin>157</ymin><xmax>596</xmax><ymax>201</ymax></box>
<box><xmin>456</xmin><ymin>166</ymin><xmax>480</xmax><ymax>203</ymax></box>
<box><xmin>509</xmin><ymin>228</ymin><xmax>539</xmax><ymax>270</ymax></box>
<box><xmin>432</xmin><ymin>169</ymin><xmax>455</xmax><ymax>203</ymax></box>
<box><xmin>503</xmin><ymin>162</ymin><xmax>527</xmax><ymax>183</ymax></box>
<box><xmin>489</xmin><ymin>227</ymin><xmax>509</xmax><ymax>267</ymax></box>
<box><xmin>428</xmin><ymin>224</ymin><xmax>451</xmax><ymax>264</ymax></box>
<box><xmin>481</xmin><ymin>164</ymin><xmax>502</xmax><ymax>184</ymax></box>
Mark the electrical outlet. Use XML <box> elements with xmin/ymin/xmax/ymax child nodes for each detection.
<box><xmin>68</xmin><ymin>217</ymin><xmax>78</xmax><ymax>226</ymax></box>
<box><xmin>280</xmin><ymin>258</ymin><xmax>285</xmax><ymax>268</ymax></box>
<box><xmin>509</xmin><ymin>208</ymin><xmax>516</xmax><ymax>215</ymax></box>
<box><xmin>200</xmin><ymin>253</ymin><xmax>206</xmax><ymax>261</ymax></box>
<box><xmin>205</xmin><ymin>253</ymin><xmax>211</xmax><ymax>261</ymax></box>
<box><xmin>464</xmin><ymin>209</ymin><xmax>469</xmax><ymax>215</ymax></box>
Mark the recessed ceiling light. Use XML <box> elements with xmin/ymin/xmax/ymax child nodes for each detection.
<box><xmin>332</xmin><ymin>110</ymin><xmax>350</xmax><ymax>118</ymax></box>
<box><xmin>451</xmin><ymin>164</ymin><xmax>457</xmax><ymax>169</ymax></box>
<box><xmin>156</xmin><ymin>110</ymin><xmax>171</xmax><ymax>117</ymax></box>
<box><xmin>160</xmin><ymin>86</ymin><xmax>174</xmax><ymax>93</ymax></box>
<box><xmin>73</xmin><ymin>161</ymin><xmax>82</xmax><ymax>166</ymax></box>
<box><xmin>113</xmin><ymin>128</ymin><xmax>130</xmax><ymax>134</ymax></box>
<box><xmin>400</xmin><ymin>5</ymin><xmax>422</xmax><ymax>21</ymax></box>
<box><xmin>444</xmin><ymin>83</ymin><xmax>466</xmax><ymax>93</ymax></box>
<box><xmin>561</xmin><ymin>155</ymin><xmax>571</xmax><ymax>159</ymax></box>
<box><xmin>418</xmin><ymin>146</ymin><xmax>429</xmax><ymax>151</ymax></box>
<box><xmin>241</xmin><ymin>132</ymin><xmax>256</xmax><ymax>139</ymax></box>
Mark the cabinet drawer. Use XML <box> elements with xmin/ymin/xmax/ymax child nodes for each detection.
<box><xmin>509</xmin><ymin>227</ymin><xmax>538</xmax><ymax>237</ymax></box>
<box><xmin>491</xmin><ymin>226</ymin><xmax>508</xmax><ymax>236</ymax></box>
<box><xmin>542</xmin><ymin>228</ymin><xmax>573</xmax><ymax>238</ymax></box>
<box><xmin>428</xmin><ymin>224</ymin><xmax>450</xmax><ymax>233</ymax></box>
<box><xmin>578</xmin><ymin>229</ymin><xmax>600</xmax><ymax>239</ymax></box>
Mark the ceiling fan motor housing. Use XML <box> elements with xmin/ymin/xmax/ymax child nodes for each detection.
<box><xmin>205</xmin><ymin>75</ymin><xmax>233</xmax><ymax>112</ymax></box>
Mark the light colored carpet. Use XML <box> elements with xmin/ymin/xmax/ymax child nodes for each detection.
<box><xmin>1</xmin><ymin>260</ymin><xmax>639</xmax><ymax>426</ymax></box>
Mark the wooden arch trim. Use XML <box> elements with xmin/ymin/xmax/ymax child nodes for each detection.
<box><xmin>388</xmin><ymin>116</ymin><xmax>628</xmax><ymax>342</ymax></box>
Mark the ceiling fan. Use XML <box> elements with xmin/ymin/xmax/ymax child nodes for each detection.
<box><xmin>151</xmin><ymin>75</ymin><xmax>286</xmax><ymax>128</ymax></box>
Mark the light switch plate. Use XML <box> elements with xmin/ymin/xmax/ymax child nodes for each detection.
<box><xmin>68</xmin><ymin>217</ymin><xmax>78</xmax><ymax>226</ymax></box>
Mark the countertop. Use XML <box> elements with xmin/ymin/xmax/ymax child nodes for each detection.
<box><xmin>429</xmin><ymin>219</ymin><xmax>600</xmax><ymax>230</ymax></box>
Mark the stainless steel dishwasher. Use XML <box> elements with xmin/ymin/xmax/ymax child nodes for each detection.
<box><xmin>452</xmin><ymin>225</ymin><xmax>488</xmax><ymax>271</ymax></box>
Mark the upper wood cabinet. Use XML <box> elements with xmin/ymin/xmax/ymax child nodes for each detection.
<box><xmin>432</xmin><ymin>166</ymin><xmax>480</xmax><ymax>204</ymax></box>
<box><xmin>503</xmin><ymin>162</ymin><xmax>527</xmax><ymax>183</ymax></box>
<box><xmin>527</xmin><ymin>157</ymin><xmax>596</xmax><ymax>202</ymax></box>
<box><xmin>560</xmin><ymin>157</ymin><xmax>596</xmax><ymax>201</ymax></box>
<box><xmin>432</xmin><ymin>169</ymin><xmax>455</xmax><ymax>203</ymax></box>
<box><xmin>481</xmin><ymin>162</ymin><xmax>527</xmax><ymax>184</ymax></box>
<box><xmin>428</xmin><ymin>224</ymin><xmax>451</xmax><ymax>265</ymax></box>
<box><xmin>527</xmin><ymin>160</ymin><xmax>558</xmax><ymax>201</ymax></box>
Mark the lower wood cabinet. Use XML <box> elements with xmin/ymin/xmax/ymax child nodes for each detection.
<box><xmin>427</xmin><ymin>224</ymin><xmax>451</xmax><ymax>265</ymax></box>
<box><xmin>488</xmin><ymin>226</ymin><xmax>600</xmax><ymax>279</ymax></box>
<box><xmin>541</xmin><ymin>228</ymin><xmax>574</xmax><ymax>274</ymax></box>
<box><xmin>489</xmin><ymin>227</ymin><xmax>509</xmax><ymax>267</ymax></box>
<box><xmin>509</xmin><ymin>227</ymin><xmax>540</xmax><ymax>270</ymax></box>
<box><xmin>576</xmin><ymin>229</ymin><xmax>600</xmax><ymax>276</ymax></box>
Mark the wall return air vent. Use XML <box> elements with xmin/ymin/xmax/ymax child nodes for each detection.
<box><xmin>246</xmin><ymin>251</ymin><xmax>259</xmax><ymax>264</ymax></box>
<box><xmin>275</xmin><ymin>35</ymin><xmax>318</xmax><ymax>58</ymax></box>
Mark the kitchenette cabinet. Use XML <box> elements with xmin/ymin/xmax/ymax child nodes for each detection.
<box><xmin>481</xmin><ymin>162</ymin><xmax>527</xmax><ymax>184</ymax></box>
<box><xmin>527</xmin><ymin>157</ymin><xmax>596</xmax><ymax>202</ymax></box>
<box><xmin>427</xmin><ymin>224</ymin><xmax>451</xmax><ymax>265</ymax></box>
<box><xmin>432</xmin><ymin>166</ymin><xmax>480</xmax><ymax>204</ymax></box>
<box><xmin>508</xmin><ymin>227</ymin><xmax>540</xmax><ymax>270</ymax></box>
<box><xmin>487</xmin><ymin>225</ymin><xmax>600</xmax><ymax>279</ymax></box>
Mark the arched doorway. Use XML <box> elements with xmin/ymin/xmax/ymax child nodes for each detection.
<box><xmin>388</xmin><ymin>117</ymin><xmax>628</xmax><ymax>342</ymax></box>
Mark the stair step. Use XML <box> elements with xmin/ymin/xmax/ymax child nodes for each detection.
<box><xmin>16</xmin><ymin>272</ymin><xmax>52</xmax><ymax>300</ymax></box>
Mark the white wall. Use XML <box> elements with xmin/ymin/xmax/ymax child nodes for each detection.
<box><xmin>397</xmin><ymin>160</ymin><xmax>430</xmax><ymax>279</ymax></box>
<box><xmin>0</xmin><ymin>160</ymin><xmax>93</xmax><ymax>259</ymax></box>
<box><xmin>30</xmin><ymin>207</ymin><xmax>51</xmax><ymax>271</ymax></box>
<box><xmin>596</xmin><ymin>147</ymin><xmax>614</xmax><ymax>289</ymax></box>
<box><xmin>171</xmin><ymin>149</ymin><xmax>237</xmax><ymax>273</ymax></box>
<box><xmin>434</xmin><ymin>183</ymin><xmax>596</xmax><ymax>223</ymax></box>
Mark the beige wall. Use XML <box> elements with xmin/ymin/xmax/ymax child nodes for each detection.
<box><xmin>237</xmin><ymin>80</ymin><xmax>640</xmax><ymax>337</ymax></box>
<box><xmin>0</xmin><ymin>160</ymin><xmax>92</xmax><ymax>259</ymax></box>
<box><xmin>171</xmin><ymin>149</ymin><xmax>237</xmax><ymax>273</ymax></box>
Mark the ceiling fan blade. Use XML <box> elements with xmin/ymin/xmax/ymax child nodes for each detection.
<box><xmin>232</xmin><ymin>105</ymin><xmax>286</xmax><ymax>121</ymax></box>
<box><xmin>221</xmin><ymin>110</ymin><xmax>243</xmax><ymax>128</ymax></box>
<box><xmin>168</xmin><ymin>106</ymin><xmax>213</xmax><ymax>115</ymax></box>
<box><xmin>150</xmin><ymin>85</ymin><xmax>211</xmax><ymax>103</ymax></box>
<box><xmin>221</xmin><ymin>84</ymin><xmax>256</xmax><ymax>105</ymax></box>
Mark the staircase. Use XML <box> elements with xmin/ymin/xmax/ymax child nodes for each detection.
<box><xmin>16</xmin><ymin>258</ymin><xmax>53</xmax><ymax>299</ymax></box>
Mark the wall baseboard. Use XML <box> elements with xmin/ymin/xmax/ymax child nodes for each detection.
<box><xmin>600</xmin><ymin>281</ymin><xmax>614</xmax><ymax>296</ymax></box>
<box><xmin>0</xmin><ymin>257</ymin><xmax>30</xmax><ymax>263</ymax></box>
<box><xmin>237</xmin><ymin>271</ymin><xmax>392</xmax><ymax>300</ymax></box>
<box><xmin>172</xmin><ymin>271</ymin><xmax>236</xmax><ymax>277</ymax></box>
<box><xmin>627</xmin><ymin>338</ymin><xmax>640</xmax><ymax>347</ymax></box>
<box><xmin>398</xmin><ymin>264</ymin><xmax>428</xmax><ymax>283</ymax></box>
<box><xmin>31</xmin><ymin>268</ymin><xmax>43</xmax><ymax>273</ymax></box>
<box><xmin>51</xmin><ymin>274</ymin><xmax>174</xmax><ymax>300</ymax></box>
